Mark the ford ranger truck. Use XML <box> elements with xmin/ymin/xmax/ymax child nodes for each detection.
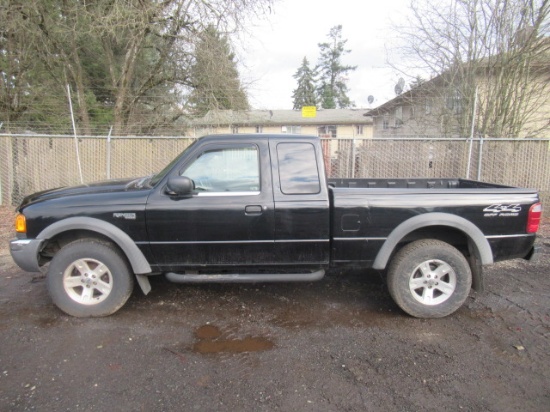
<box><xmin>10</xmin><ymin>134</ymin><xmax>542</xmax><ymax>318</ymax></box>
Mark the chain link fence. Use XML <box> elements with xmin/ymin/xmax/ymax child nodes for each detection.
<box><xmin>322</xmin><ymin>137</ymin><xmax>550</xmax><ymax>203</ymax></box>
<box><xmin>1</xmin><ymin>134</ymin><xmax>549</xmax><ymax>206</ymax></box>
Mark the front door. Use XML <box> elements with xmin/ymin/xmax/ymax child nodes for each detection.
<box><xmin>146</xmin><ymin>141</ymin><xmax>275</xmax><ymax>270</ymax></box>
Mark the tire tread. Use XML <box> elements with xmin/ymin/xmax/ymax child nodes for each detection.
<box><xmin>47</xmin><ymin>239</ymin><xmax>134</xmax><ymax>317</ymax></box>
<box><xmin>387</xmin><ymin>239</ymin><xmax>472</xmax><ymax>318</ymax></box>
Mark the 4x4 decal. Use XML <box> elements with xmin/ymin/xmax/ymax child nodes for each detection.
<box><xmin>483</xmin><ymin>204</ymin><xmax>521</xmax><ymax>217</ymax></box>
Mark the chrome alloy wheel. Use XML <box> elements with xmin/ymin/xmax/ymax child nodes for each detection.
<box><xmin>408</xmin><ymin>259</ymin><xmax>457</xmax><ymax>306</ymax></box>
<box><xmin>62</xmin><ymin>258</ymin><xmax>114</xmax><ymax>305</ymax></box>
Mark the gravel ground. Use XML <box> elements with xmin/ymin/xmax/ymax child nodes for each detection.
<box><xmin>0</xmin><ymin>206</ymin><xmax>549</xmax><ymax>411</ymax></box>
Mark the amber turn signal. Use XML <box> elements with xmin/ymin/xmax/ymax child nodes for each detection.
<box><xmin>15</xmin><ymin>213</ymin><xmax>27</xmax><ymax>233</ymax></box>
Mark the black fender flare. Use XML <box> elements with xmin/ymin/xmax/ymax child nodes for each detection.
<box><xmin>38</xmin><ymin>217</ymin><xmax>152</xmax><ymax>294</ymax></box>
<box><xmin>372</xmin><ymin>212</ymin><xmax>493</xmax><ymax>270</ymax></box>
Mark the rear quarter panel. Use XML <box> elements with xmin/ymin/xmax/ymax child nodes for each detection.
<box><xmin>330</xmin><ymin>188</ymin><xmax>539</xmax><ymax>266</ymax></box>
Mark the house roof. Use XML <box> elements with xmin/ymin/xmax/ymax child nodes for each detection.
<box><xmin>371</xmin><ymin>46</ymin><xmax>550</xmax><ymax>116</ymax></box>
<box><xmin>370</xmin><ymin>75</ymin><xmax>445</xmax><ymax>115</ymax></box>
<box><xmin>190</xmin><ymin>109</ymin><xmax>373</xmax><ymax>126</ymax></box>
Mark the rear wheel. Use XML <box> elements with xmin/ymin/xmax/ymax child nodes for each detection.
<box><xmin>47</xmin><ymin>239</ymin><xmax>134</xmax><ymax>317</ymax></box>
<box><xmin>387</xmin><ymin>239</ymin><xmax>472</xmax><ymax>318</ymax></box>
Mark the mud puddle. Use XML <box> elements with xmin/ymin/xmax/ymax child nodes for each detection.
<box><xmin>192</xmin><ymin>324</ymin><xmax>274</xmax><ymax>354</ymax></box>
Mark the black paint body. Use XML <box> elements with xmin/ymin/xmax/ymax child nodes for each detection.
<box><xmin>16</xmin><ymin>134</ymin><xmax>540</xmax><ymax>275</ymax></box>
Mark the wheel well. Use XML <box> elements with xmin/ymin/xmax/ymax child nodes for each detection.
<box><xmin>379</xmin><ymin>225</ymin><xmax>485</xmax><ymax>293</ymax></box>
<box><xmin>40</xmin><ymin>230</ymin><xmax>119</xmax><ymax>264</ymax></box>
<box><xmin>392</xmin><ymin>225</ymin><xmax>471</xmax><ymax>261</ymax></box>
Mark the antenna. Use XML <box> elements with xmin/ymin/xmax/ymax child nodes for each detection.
<box><xmin>394</xmin><ymin>77</ymin><xmax>405</xmax><ymax>95</ymax></box>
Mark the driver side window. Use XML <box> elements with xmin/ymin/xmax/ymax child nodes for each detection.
<box><xmin>181</xmin><ymin>146</ymin><xmax>260</xmax><ymax>193</ymax></box>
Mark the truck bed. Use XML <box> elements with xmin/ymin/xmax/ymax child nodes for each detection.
<box><xmin>327</xmin><ymin>178</ymin><xmax>513</xmax><ymax>190</ymax></box>
<box><xmin>327</xmin><ymin>177</ymin><xmax>539</xmax><ymax>267</ymax></box>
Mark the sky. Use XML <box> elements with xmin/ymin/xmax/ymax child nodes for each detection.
<box><xmin>237</xmin><ymin>0</ymin><xmax>411</xmax><ymax>110</ymax></box>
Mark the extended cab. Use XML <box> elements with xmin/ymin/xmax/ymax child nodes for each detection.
<box><xmin>10</xmin><ymin>134</ymin><xmax>542</xmax><ymax>318</ymax></box>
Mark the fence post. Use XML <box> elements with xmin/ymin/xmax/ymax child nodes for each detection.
<box><xmin>466</xmin><ymin>138</ymin><xmax>474</xmax><ymax>179</ymax></box>
<box><xmin>477</xmin><ymin>136</ymin><xmax>484</xmax><ymax>181</ymax></box>
<box><xmin>67</xmin><ymin>84</ymin><xmax>84</xmax><ymax>184</ymax></box>
<box><xmin>466</xmin><ymin>86</ymin><xmax>478</xmax><ymax>179</ymax></box>
<box><xmin>351</xmin><ymin>137</ymin><xmax>356</xmax><ymax>179</ymax></box>
<box><xmin>106</xmin><ymin>126</ymin><xmax>113</xmax><ymax>180</ymax></box>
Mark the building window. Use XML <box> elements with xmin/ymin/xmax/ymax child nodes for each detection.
<box><xmin>425</xmin><ymin>100</ymin><xmax>432</xmax><ymax>115</ymax></box>
<box><xmin>318</xmin><ymin>125</ymin><xmax>337</xmax><ymax>138</ymax></box>
<box><xmin>282</xmin><ymin>125</ymin><xmax>301</xmax><ymax>134</ymax></box>
<box><xmin>356</xmin><ymin>125</ymin><xmax>364</xmax><ymax>135</ymax></box>
<box><xmin>410</xmin><ymin>106</ymin><xmax>416</xmax><ymax>119</ymax></box>
<box><xmin>446</xmin><ymin>89</ymin><xmax>462</xmax><ymax>114</ymax></box>
<box><xmin>256</xmin><ymin>126</ymin><xmax>263</xmax><ymax>133</ymax></box>
<box><xmin>395</xmin><ymin>106</ymin><xmax>403</xmax><ymax>127</ymax></box>
<box><xmin>231</xmin><ymin>126</ymin><xmax>239</xmax><ymax>134</ymax></box>
<box><xmin>382</xmin><ymin>118</ymin><xmax>389</xmax><ymax>130</ymax></box>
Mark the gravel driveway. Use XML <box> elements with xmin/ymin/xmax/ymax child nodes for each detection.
<box><xmin>1</xmin><ymin>207</ymin><xmax>549</xmax><ymax>411</ymax></box>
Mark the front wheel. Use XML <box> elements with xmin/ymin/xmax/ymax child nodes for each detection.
<box><xmin>387</xmin><ymin>239</ymin><xmax>472</xmax><ymax>318</ymax></box>
<box><xmin>47</xmin><ymin>239</ymin><xmax>134</xmax><ymax>317</ymax></box>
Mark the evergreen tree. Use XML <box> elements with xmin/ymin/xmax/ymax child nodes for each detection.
<box><xmin>316</xmin><ymin>25</ymin><xmax>356</xmax><ymax>109</ymax></box>
<box><xmin>291</xmin><ymin>57</ymin><xmax>317</xmax><ymax>109</ymax></box>
<box><xmin>189</xmin><ymin>25</ymin><xmax>249</xmax><ymax>116</ymax></box>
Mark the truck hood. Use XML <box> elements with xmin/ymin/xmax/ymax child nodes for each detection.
<box><xmin>18</xmin><ymin>177</ymin><xmax>150</xmax><ymax>209</ymax></box>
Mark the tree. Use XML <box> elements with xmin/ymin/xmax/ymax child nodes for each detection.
<box><xmin>316</xmin><ymin>25</ymin><xmax>356</xmax><ymax>109</ymax></box>
<box><xmin>395</xmin><ymin>0</ymin><xmax>550</xmax><ymax>137</ymax></box>
<box><xmin>291</xmin><ymin>57</ymin><xmax>317</xmax><ymax>109</ymax></box>
<box><xmin>189</xmin><ymin>25</ymin><xmax>249</xmax><ymax>116</ymax></box>
<box><xmin>409</xmin><ymin>76</ymin><xmax>426</xmax><ymax>90</ymax></box>
<box><xmin>1</xmin><ymin>0</ymin><xmax>272</xmax><ymax>135</ymax></box>
<box><xmin>0</xmin><ymin>1</ymin><xmax>71</xmax><ymax>132</ymax></box>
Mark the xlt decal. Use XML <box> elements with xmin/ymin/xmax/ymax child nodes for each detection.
<box><xmin>483</xmin><ymin>204</ymin><xmax>521</xmax><ymax>217</ymax></box>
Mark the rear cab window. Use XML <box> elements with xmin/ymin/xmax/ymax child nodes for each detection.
<box><xmin>276</xmin><ymin>143</ymin><xmax>321</xmax><ymax>195</ymax></box>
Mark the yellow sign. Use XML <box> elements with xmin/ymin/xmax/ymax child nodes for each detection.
<box><xmin>301</xmin><ymin>106</ymin><xmax>317</xmax><ymax>118</ymax></box>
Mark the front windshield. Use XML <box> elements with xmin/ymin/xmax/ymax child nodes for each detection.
<box><xmin>149</xmin><ymin>139</ymin><xmax>200</xmax><ymax>186</ymax></box>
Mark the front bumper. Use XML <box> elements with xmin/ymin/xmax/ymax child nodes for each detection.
<box><xmin>10</xmin><ymin>238</ymin><xmax>44</xmax><ymax>272</ymax></box>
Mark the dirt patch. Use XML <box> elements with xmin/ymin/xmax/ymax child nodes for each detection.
<box><xmin>1</xmin><ymin>206</ymin><xmax>549</xmax><ymax>411</ymax></box>
<box><xmin>0</xmin><ymin>206</ymin><xmax>15</xmax><ymax>256</ymax></box>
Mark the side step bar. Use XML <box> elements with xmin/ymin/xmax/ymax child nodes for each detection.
<box><xmin>165</xmin><ymin>269</ymin><xmax>325</xmax><ymax>284</ymax></box>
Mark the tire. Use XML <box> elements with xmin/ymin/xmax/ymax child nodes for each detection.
<box><xmin>47</xmin><ymin>239</ymin><xmax>134</xmax><ymax>317</ymax></box>
<box><xmin>387</xmin><ymin>239</ymin><xmax>472</xmax><ymax>318</ymax></box>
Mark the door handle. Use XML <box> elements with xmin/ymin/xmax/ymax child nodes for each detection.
<box><xmin>245</xmin><ymin>205</ymin><xmax>263</xmax><ymax>215</ymax></box>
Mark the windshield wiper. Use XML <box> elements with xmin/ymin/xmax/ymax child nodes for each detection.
<box><xmin>136</xmin><ymin>174</ymin><xmax>154</xmax><ymax>189</ymax></box>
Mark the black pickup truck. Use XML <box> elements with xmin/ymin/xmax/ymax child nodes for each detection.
<box><xmin>10</xmin><ymin>134</ymin><xmax>542</xmax><ymax>318</ymax></box>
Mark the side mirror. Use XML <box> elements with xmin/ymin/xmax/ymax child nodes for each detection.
<box><xmin>166</xmin><ymin>176</ymin><xmax>195</xmax><ymax>196</ymax></box>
